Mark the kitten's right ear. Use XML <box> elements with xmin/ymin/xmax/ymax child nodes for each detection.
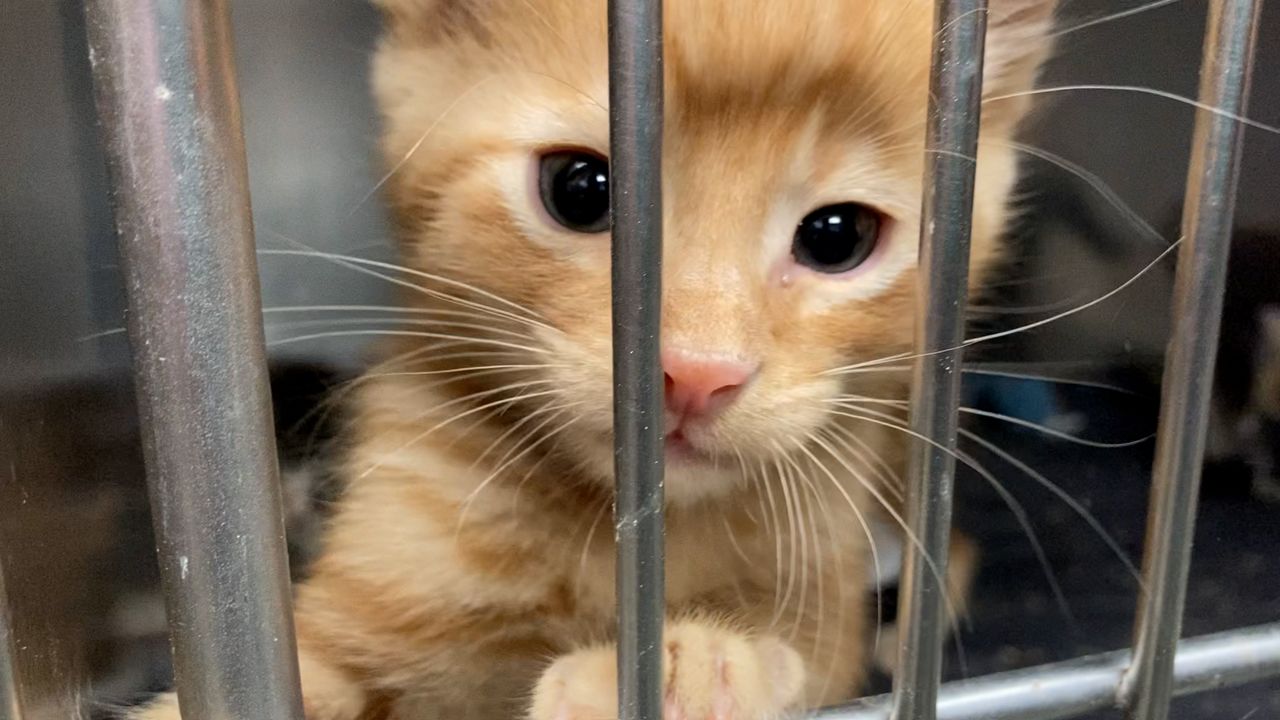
<box><xmin>371</xmin><ymin>0</ymin><xmax>420</xmax><ymax>23</ymax></box>
<box><xmin>981</xmin><ymin>0</ymin><xmax>1059</xmax><ymax>127</ymax></box>
<box><xmin>984</xmin><ymin>0</ymin><xmax>1059</xmax><ymax>91</ymax></box>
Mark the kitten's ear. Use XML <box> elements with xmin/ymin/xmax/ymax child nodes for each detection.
<box><xmin>983</xmin><ymin>0</ymin><xmax>1059</xmax><ymax>101</ymax></box>
<box><xmin>371</xmin><ymin>0</ymin><xmax>426</xmax><ymax>24</ymax></box>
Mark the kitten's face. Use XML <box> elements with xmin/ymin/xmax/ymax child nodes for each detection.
<box><xmin>373</xmin><ymin>0</ymin><xmax>1054</xmax><ymax>505</ymax></box>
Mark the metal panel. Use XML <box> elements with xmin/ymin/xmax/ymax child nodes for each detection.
<box><xmin>816</xmin><ymin>622</ymin><xmax>1280</xmax><ymax>720</ymax></box>
<box><xmin>891</xmin><ymin>1</ymin><xmax>988</xmax><ymax>719</ymax></box>
<box><xmin>606</xmin><ymin>0</ymin><xmax>666</xmax><ymax>718</ymax></box>
<box><xmin>84</xmin><ymin>1</ymin><xmax>305</xmax><ymax>718</ymax></box>
<box><xmin>1122</xmin><ymin>1</ymin><xmax>1263</xmax><ymax>718</ymax></box>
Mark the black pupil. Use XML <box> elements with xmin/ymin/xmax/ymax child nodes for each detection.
<box><xmin>793</xmin><ymin>203</ymin><xmax>879</xmax><ymax>273</ymax></box>
<box><xmin>542</xmin><ymin>152</ymin><xmax>610</xmax><ymax>232</ymax></box>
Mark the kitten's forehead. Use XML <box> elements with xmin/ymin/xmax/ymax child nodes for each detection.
<box><xmin>665</xmin><ymin>1</ymin><xmax>933</xmax><ymax>96</ymax></box>
<box><xmin>468</xmin><ymin>0</ymin><xmax>938</xmax><ymax>147</ymax></box>
<box><xmin>509</xmin><ymin>0</ymin><xmax>934</xmax><ymax>106</ymax></box>
<box><xmin>379</xmin><ymin>0</ymin><xmax>1052</xmax><ymax>140</ymax></box>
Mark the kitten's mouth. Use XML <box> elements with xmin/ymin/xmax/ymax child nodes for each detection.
<box><xmin>664</xmin><ymin>429</ymin><xmax>715</xmax><ymax>465</ymax></box>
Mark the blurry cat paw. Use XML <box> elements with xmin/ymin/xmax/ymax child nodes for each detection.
<box><xmin>529</xmin><ymin>621</ymin><xmax>806</xmax><ymax>720</ymax></box>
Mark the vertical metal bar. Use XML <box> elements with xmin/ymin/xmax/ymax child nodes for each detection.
<box><xmin>1122</xmin><ymin>1</ymin><xmax>1262</xmax><ymax>718</ymax></box>
<box><xmin>891</xmin><ymin>1</ymin><xmax>988</xmax><ymax>719</ymax></box>
<box><xmin>608</xmin><ymin>0</ymin><xmax>665</xmax><ymax>717</ymax></box>
<box><xmin>0</xmin><ymin>565</ymin><xmax>22</xmax><ymax>720</ymax></box>
<box><xmin>84</xmin><ymin>2</ymin><xmax>305</xmax><ymax>719</ymax></box>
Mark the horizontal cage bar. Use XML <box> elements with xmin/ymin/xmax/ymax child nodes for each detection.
<box><xmin>815</xmin><ymin>622</ymin><xmax>1280</xmax><ymax>720</ymax></box>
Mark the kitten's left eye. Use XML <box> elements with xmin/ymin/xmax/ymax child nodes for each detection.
<box><xmin>538</xmin><ymin>150</ymin><xmax>611</xmax><ymax>233</ymax></box>
<box><xmin>792</xmin><ymin>203</ymin><xmax>882</xmax><ymax>274</ymax></box>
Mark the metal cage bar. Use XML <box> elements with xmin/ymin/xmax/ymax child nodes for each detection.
<box><xmin>891</xmin><ymin>1</ymin><xmax>988</xmax><ymax>719</ymax></box>
<box><xmin>1123</xmin><ymin>1</ymin><xmax>1263</xmax><ymax>718</ymax></box>
<box><xmin>816</xmin><ymin>622</ymin><xmax>1280</xmax><ymax>720</ymax></box>
<box><xmin>84</xmin><ymin>1</ymin><xmax>305</xmax><ymax>718</ymax></box>
<box><xmin>607</xmin><ymin>0</ymin><xmax>666</xmax><ymax>718</ymax></box>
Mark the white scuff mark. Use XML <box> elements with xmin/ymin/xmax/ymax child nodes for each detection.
<box><xmin>179</xmin><ymin>555</ymin><xmax>189</xmax><ymax>580</ymax></box>
<box><xmin>155</xmin><ymin>84</ymin><xmax>173</xmax><ymax>101</ymax></box>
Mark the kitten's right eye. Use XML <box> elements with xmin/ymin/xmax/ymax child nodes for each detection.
<box><xmin>538</xmin><ymin>150</ymin><xmax>611</xmax><ymax>233</ymax></box>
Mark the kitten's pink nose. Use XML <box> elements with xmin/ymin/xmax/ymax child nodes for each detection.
<box><xmin>662</xmin><ymin>350</ymin><xmax>758</xmax><ymax>420</ymax></box>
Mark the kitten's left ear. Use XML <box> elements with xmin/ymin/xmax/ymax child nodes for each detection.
<box><xmin>983</xmin><ymin>0</ymin><xmax>1059</xmax><ymax>100</ymax></box>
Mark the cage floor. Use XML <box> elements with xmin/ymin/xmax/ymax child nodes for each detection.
<box><xmin>901</xmin><ymin>382</ymin><xmax>1280</xmax><ymax>719</ymax></box>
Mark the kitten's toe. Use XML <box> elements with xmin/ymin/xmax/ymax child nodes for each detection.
<box><xmin>530</xmin><ymin>646</ymin><xmax>619</xmax><ymax>720</ymax></box>
<box><xmin>529</xmin><ymin>621</ymin><xmax>805</xmax><ymax>720</ymax></box>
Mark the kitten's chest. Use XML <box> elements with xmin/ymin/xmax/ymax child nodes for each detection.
<box><xmin>566</xmin><ymin>503</ymin><xmax>776</xmax><ymax>619</ymax></box>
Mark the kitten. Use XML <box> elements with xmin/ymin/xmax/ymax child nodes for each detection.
<box><xmin>132</xmin><ymin>1</ymin><xmax>1056</xmax><ymax>717</ymax></box>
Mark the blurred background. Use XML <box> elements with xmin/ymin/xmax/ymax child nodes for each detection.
<box><xmin>1</xmin><ymin>0</ymin><xmax>1278</xmax><ymax>717</ymax></box>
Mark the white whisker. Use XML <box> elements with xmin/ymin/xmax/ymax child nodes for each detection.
<box><xmin>259</xmin><ymin>245</ymin><xmax>557</xmax><ymax>332</ymax></box>
<box><xmin>357</xmin><ymin>381</ymin><xmax>559</xmax><ymax>479</ymax></box>
<box><xmin>351</xmin><ymin>75</ymin><xmax>496</xmax><ymax>213</ymax></box>
<box><xmin>986</xmin><ymin>85</ymin><xmax>1280</xmax><ymax>135</ymax></box>
<box><xmin>958</xmin><ymin>427</ymin><xmax>1141</xmax><ymax>584</ymax></box>
<box><xmin>826</xmin><ymin>397</ymin><xmax>1152</xmax><ymax>449</ymax></box>
<box><xmin>823</xmin><ymin>239</ymin><xmax>1182</xmax><ymax>376</ymax></box>
<box><xmin>267</xmin><ymin>329</ymin><xmax>550</xmax><ymax>355</ymax></box>
<box><xmin>824</xmin><ymin>404</ymin><xmax>1070</xmax><ymax>625</ymax></box>
<box><xmin>1052</xmin><ymin>0</ymin><xmax>1184</xmax><ymax>38</ymax></box>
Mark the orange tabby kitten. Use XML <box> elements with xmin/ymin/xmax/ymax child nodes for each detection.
<box><xmin>134</xmin><ymin>0</ymin><xmax>1055</xmax><ymax>717</ymax></box>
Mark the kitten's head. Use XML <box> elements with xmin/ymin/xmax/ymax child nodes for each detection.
<box><xmin>371</xmin><ymin>0</ymin><xmax>1057</xmax><ymax>505</ymax></box>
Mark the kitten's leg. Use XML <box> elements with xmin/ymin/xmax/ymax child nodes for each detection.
<box><xmin>125</xmin><ymin>642</ymin><xmax>367</xmax><ymax>720</ymax></box>
<box><xmin>531</xmin><ymin>566</ymin><xmax>870</xmax><ymax>720</ymax></box>
<box><xmin>873</xmin><ymin>530</ymin><xmax>978</xmax><ymax>676</ymax></box>
<box><xmin>529</xmin><ymin>619</ymin><xmax>807</xmax><ymax>720</ymax></box>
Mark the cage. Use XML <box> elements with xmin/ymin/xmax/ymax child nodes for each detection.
<box><xmin>1</xmin><ymin>1</ymin><xmax>1278</xmax><ymax>719</ymax></box>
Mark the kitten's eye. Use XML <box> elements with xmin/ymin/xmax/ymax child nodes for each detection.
<box><xmin>792</xmin><ymin>203</ymin><xmax>882</xmax><ymax>274</ymax></box>
<box><xmin>538</xmin><ymin>150</ymin><xmax>610</xmax><ymax>233</ymax></box>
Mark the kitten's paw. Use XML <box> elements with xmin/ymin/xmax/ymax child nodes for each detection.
<box><xmin>530</xmin><ymin>621</ymin><xmax>805</xmax><ymax>720</ymax></box>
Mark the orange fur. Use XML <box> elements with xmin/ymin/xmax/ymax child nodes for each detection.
<box><xmin>132</xmin><ymin>1</ymin><xmax>1055</xmax><ymax>717</ymax></box>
